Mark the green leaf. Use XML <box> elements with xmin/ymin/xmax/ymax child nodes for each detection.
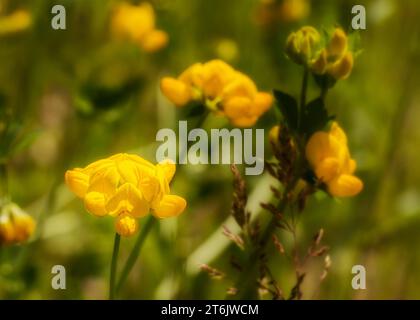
<box><xmin>273</xmin><ymin>90</ymin><xmax>298</xmax><ymax>132</ymax></box>
<box><xmin>301</xmin><ymin>98</ymin><xmax>332</xmax><ymax>137</ymax></box>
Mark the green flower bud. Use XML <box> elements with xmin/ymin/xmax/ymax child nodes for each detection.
<box><xmin>285</xmin><ymin>26</ymin><xmax>321</xmax><ymax>65</ymax></box>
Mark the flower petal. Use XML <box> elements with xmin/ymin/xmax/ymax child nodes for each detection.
<box><xmin>115</xmin><ymin>213</ymin><xmax>138</xmax><ymax>237</ymax></box>
<box><xmin>88</xmin><ymin>166</ymin><xmax>120</xmax><ymax>199</ymax></box>
<box><xmin>106</xmin><ymin>183</ymin><xmax>149</xmax><ymax>218</ymax></box>
<box><xmin>141</xmin><ymin>29</ymin><xmax>168</xmax><ymax>52</ymax></box>
<box><xmin>253</xmin><ymin>92</ymin><xmax>273</xmax><ymax>115</ymax></box>
<box><xmin>315</xmin><ymin>157</ymin><xmax>340</xmax><ymax>182</ymax></box>
<box><xmin>156</xmin><ymin>159</ymin><xmax>176</xmax><ymax>183</ymax></box>
<box><xmin>327</xmin><ymin>174</ymin><xmax>363</xmax><ymax>197</ymax></box>
<box><xmin>160</xmin><ymin>77</ymin><xmax>191</xmax><ymax>107</ymax></box>
<box><xmin>153</xmin><ymin>195</ymin><xmax>186</xmax><ymax>218</ymax></box>
<box><xmin>65</xmin><ymin>169</ymin><xmax>89</xmax><ymax>198</ymax></box>
<box><xmin>84</xmin><ymin>192</ymin><xmax>108</xmax><ymax>217</ymax></box>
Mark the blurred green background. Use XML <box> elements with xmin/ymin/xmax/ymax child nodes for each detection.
<box><xmin>0</xmin><ymin>0</ymin><xmax>420</xmax><ymax>299</ymax></box>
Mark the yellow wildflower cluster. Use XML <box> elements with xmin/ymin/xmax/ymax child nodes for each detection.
<box><xmin>286</xmin><ymin>26</ymin><xmax>354</xmax><ymax>80</ymax></box>
<box><xmin>0</xmin><ymin>9</ymin><xmax>32</xmax><ymax>36</ymax></box>
<box><xmin>0</xmin><ymin>203</ymin><xmax>36</xmax><ymax>246</ymax></box>
<box><xmin>160</xmin><ymin>59</ymin><xmax>273</xmax><ymax>127</ymax></box>
<box><xmin>310</xmin><ymin>28</ymin><xmax>354</xmax><ymax>80</ymax></box>
<box><xmin>305</xmin><ymin>122</ymin><xmax>363</xmax><ymax>197</ymax></box>
<box><xmin>65</xmin><ymin>153</ymin><xmax>186</xmax><ymax>237</ymax></box>
<box><xmin>111</xmin><ymin>2</ymin><xmax>168</xmax><ymax>53</ymax></box>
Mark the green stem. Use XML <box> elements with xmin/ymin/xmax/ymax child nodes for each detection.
<box><xmin>109</xmin><ymin>233</ymin><xmax>121</xmax><ymax>300</ymax></box>
<box><xmin>0</xmin><ymin>161</ymin><xmax>9</xmax><ymax>200</ymax></box>
<box><xmin>320</xmin><ymin>84</ymin><xmax>328</xmax><ymax>101</ymax></box>
<box><xmin>299</xmin><ymin>67</ymin><xmax>309</xmax><ymax>127</ymax></box>
<box><xmin>115</xmin><ymin>215</ymin><xmax>156</xmax><ymax>294</ymax></box>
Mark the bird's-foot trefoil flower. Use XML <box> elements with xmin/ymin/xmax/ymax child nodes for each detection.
<box><xmin>305</xmin><ymin>122</ymin><xmax>363</xmax><ymax>197</ymax></box>
<box><xmin>286</xmin><ymin>26</ymin><xmax>355</xmax><ymax>81</ymax></box>
<box><xmin>0</xmin><ymin>9</ymin><xmax>32</xmax><ymax>36</ymax></box>
<box><xmin>285</xmin><ymin>26</ymin><xmax>321</xmax><ymax>66</ymax></box>
<box><xmin>65</xmin><ymin>153</ymin><xmax>186</xmax><ymax>237</ymax></box>
<box><xmin>111</xmin><ymin>2</ymin><xmax>168</xmax><ymax>53</ymax></box>
<box><xmin>255</xmin><ymin>0</ymin><xmax>310</xmax><ymax>26</ymax></box>
<box><xmin>310</xmin><ymin>27</ymin><xmax>354</xmax><ymax>80</ymax></box>
<box><xmin>0</xmin><ymin>202</ymin><xmax>36</xmax><ymax>246</ymax></box>
<box><xmin>160</xmin><ymin>59</ymin><xmax>273</xmax><ymax>127</ymax></box>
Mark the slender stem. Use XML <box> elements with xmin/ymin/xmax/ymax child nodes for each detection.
<box><xmin>115</xmin><ymin>215</ymin><xmax>156</xmax><ymax>294</ymax></box>
<box><xmin>109</xmin><ymin>233</ymin><xmax>121</xmax><ymax>300</ymax></box>
<box><xmin>299</xmin><ymin>68</ymin><xmax>309</xmax><ymax>117</ymax></box>
<box><xmin>320</xmin><ymin>84</ymin><xmax>328</xmax><ymax>101</ymax></box>
<box><xmin>0</xmin><ymin>161</ymin><xmax>9</xmax><ymax>200</ymax></box>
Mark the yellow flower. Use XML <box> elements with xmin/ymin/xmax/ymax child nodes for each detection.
<box><xmin>115</xmin><ymin>213</ymin><xmax>138</xmax><ymax>237</ymax></box>
<box><xmin>278</xmin><ymin>0</ymin><xmax>310</xmax><ymax>23</ymax></box>
<box><xmin>141</xmin><ymin>29</ymin><xmax>168</xmax><ymax>52</ymax></box>
<box><xmin>160</xmin><ymin>60</ymin><xmax>273</xmax><ymax>127</ymax></box>
<box><xmin>111</xmin><ymin>2</ymin><xmax>168</xmax><ymax>52</ymax></box>
<box><xmin>0</xmin><ymin>9</ymin><xmax>32</xmax><ymax>36</ymax></box>
<box><xmin>305</xmin><ymin>122</ymin><xmax>363</xmax><ymax>197</ymax></box>
<box><xmin>255</xmin><ymin>0</ymin><xmax>310</xmax><ymax>26</ymax></box>
<box><xmin>160</xmin><ymin>77</ymin><xmax>192</xmax><ymax>107</ymax></box>
<box><xmin>215</xmin><ymin>39</ymin><xmax>239</xmax><ymax>62</ymax></box>
<box><xmin>310</xmin><ymin>28</ymin><xmax>354</xmax><ymax>80</ymax></box>
<box><xmin>0</xmin><ymin>203</ymin><xmax>36</xmax><ymax>246</ymax></box>
<box><xmin>285</xmin><ymin>26</ymin><xmax>320</xmax><ymax>65</ymax></box>
<box><xmin>65</xmin><ymin>154</ymin><xmax>186</xmax><ymax>237</ymax></box>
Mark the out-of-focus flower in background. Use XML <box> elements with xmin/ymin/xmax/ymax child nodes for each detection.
<box><xmin>0</xmin><ymin>9</ymin><xmax>32</xmax><ymax>36</ymax></box>
<box><xmin>305</xmin><ymin>122</ymin><xmax>363</xmax><ymax>197</ymax></box>
<box><xmin>255</xmin><ymin>0</ymin><xmax>310</xmax><ymax>26</ymax></box>
<box><xmin>160</xmin><ymin>59</ymin><xmax>273</xmax><ymax>127</ymax></box>
<box><xmin>0</xmin><ymin>202</ymin><xmax>36</xmax><ymax>246</ymax></box>
<box><xmin>278</xmin><ymin>0</ymin><xmax>310</xmax><ymax>22</ymax></box>
<box><xmin>65</xmin><ymin>153</ymin><xmax>186</xmax><ymax>237</ymax></box>
<box><xmin>214</xmin><ymin>38</ymin><xmax>239</xmax><ymax>63</ymax></box>
<box><xmin>111</xmin><ymin>2</ymin><xmax>168</xmax><ymax>53</ymax></box>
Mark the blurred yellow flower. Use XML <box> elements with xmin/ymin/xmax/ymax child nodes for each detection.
<box><xmin>160</xmin><ymin>59</ymin><xmax>273</xmax><ymax>127</ymax></box>
<box><xmin>278</xmin><ymin>0</ymin><xmax>310</xmax><ymax>23</ymax></box>
<box><xmin>255</xmin><ymin>0</ymin><xmax>310</xmax><ymax>26</ymax></box>
<box><xmin>0</xmin><ymin>203</ymin><xmax>36</xmax><ymax>246</ymax></box>
<box><xmin>0</xmin><ymin>9</ymin><xmax>32</xmax><ymax>36</ymax></box>
<box><xmin>65</xmin><ymin>153</ymin><xmax>186</xmax><ymax>237</ymax></box>
<box><xmin>111</xmin><ymin>2</ymin><xmax>168</xmax><ymax>52</ymax></box>
<box><xmin>310</xmin><ymin>28</ymin><xmax>354</xmax><ymax>80</ymax></box>
<box><xmin>305</xmin><ymin>122</ymin><xmax>363</xmax><ymax>197</ymax></box>
<box><xmin>215</xmin><ymin>39</ymin><xmax>239</xmax><ymax>62</ymax></box>
<box><xmin>285</xmin><ymin>26</ymin><xmax>320</xmax><ymax>65</ymax></box>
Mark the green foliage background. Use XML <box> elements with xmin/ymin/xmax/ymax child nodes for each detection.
<box><xmin>0</xmin><ymin>0</ymin><xmax>420</xmax><ymax>299</ymax></box>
